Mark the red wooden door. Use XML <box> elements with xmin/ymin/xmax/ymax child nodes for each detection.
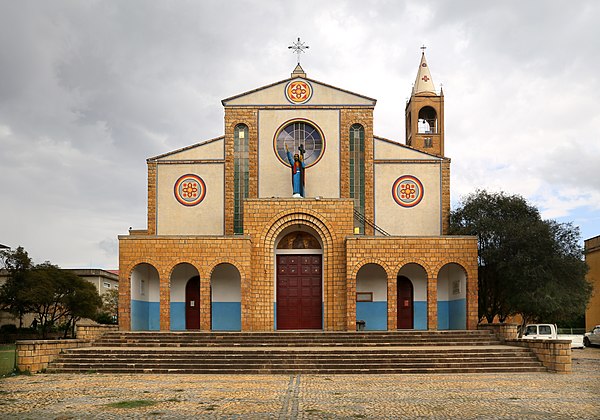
<box><xmin>185</xmin><ymin>276</ymin><xmax>200</xmax><ymax>330</ymax></box>
<box><xmin>397</xmin><ymin>276</ymin><xmax>414</xmax><ymax>329</ymax></box>
<box><xmin>277</xmin><ymin>255</ymin><xmax>322</xmax><ymax>330</ymax></box>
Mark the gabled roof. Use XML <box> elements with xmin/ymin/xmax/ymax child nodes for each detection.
<box><xmin>374</xmin><ymin>136</ymin><xmax>447</xmax><ymax>160</ymax></box>
<box><xmin>147</xmin><ymin>136</ymin><xmax>224</xmax><ymax>162</ymax></box>
<box><xmin>221</xmin><ymin>76</ymin><xmax>377</xmax><ymax>106</ymax></box>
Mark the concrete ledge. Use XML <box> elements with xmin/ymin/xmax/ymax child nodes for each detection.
<box><xmin>506</xmin><ymin>338</ymin><xmax>572</xmax><ymax>373</ymax></box>
<box><xmin>16</xmin><ymin>339</ymin><xmax>90</xmax><ymax>373</ymax></box>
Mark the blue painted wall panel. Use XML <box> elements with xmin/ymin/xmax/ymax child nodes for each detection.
<box><xmin>170</xmin><ymin>302</ymin><xmax>186</xmax><ymax>331</ymax></box>
<box><xmin>212</xmin><ymin>302</ymin><xmax>241</xmax><ymax>331</ymax></box>
<box><xmin>131</xmin><ymin>299</ymin><xmax>148</xmax><ymax>331</ymax></box>
<box><xmin>413</xmin><ymin>301</ymin><xmax>427</xmax><ymax>330</ymax></box>
<box><xmin>356</xmin><ymin>302</ymin><xmax>387</xmax><ymax>331</ymax></box>
<box><xmin>449</xmin><ymin>299</ymin><xmax>466</xmax><ymax>329</ymax></box>
<box><xmin>437</xmin><ymin>301</ymin><xmax>449</xmax><ymax>330</ymax></box>
<box><xmin>148</xmin><ymin>302</ymin><xmax>160</xmax><ymax>331</ymax></box>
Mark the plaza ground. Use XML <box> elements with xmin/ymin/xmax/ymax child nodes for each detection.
<box><xmin>1</xmin><ymin>347</ymin><xmax>599</xmax><ymax>419</ymax></box>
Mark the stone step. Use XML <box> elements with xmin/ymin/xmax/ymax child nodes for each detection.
<box><xmin>47</xmin><ymin>331</ymin><xmax>544</xmax><ymax>374</ymax></box>
<box><xmin>47</xmin><ymin>366</ymin><xmax>548</xmax><ymax>374</ymax></box>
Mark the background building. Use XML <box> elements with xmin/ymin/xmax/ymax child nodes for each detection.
<box><xmin>585</xmin><ymin>235</ymin><xmax>600</xmax><ymax>330</ymax></box>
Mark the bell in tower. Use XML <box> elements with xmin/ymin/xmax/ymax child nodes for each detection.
<box><xmin>405</xmin><ymin>48</ymin><xmax>445</xmax><ymax>157</ymax></box>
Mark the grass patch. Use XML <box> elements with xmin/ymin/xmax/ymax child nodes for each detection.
<box><xmin>105</xmin><ymin>400</ymin><xmax>157</xmax><ymax>409</ymax></box>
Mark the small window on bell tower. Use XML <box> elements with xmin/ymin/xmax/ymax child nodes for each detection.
<box><xmin>424</xmin><ymin>137</ymin><xmax>433</xmax><ymax>148</ymax></box>
<box><xmin>418</xmin><ymin>106</ymin><xmax>437</xmax><ymax>134</ymax></box>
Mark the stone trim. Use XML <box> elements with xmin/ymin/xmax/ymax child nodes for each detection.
<box><xmin>506</xmin><ymin>338</ymin><xmax>572</xmax><ymax>373</ymax></box>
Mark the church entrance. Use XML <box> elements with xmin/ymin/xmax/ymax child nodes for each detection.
<box><xmin>185</xmin><ymin>276</ymin><xmax>200</xmax><ymax>329</ymax></box>
<box><xmin>276</xmin><ymin>255</ymin><xmax>322</xmax><ymax>329</ymax></box>
<box><xmin>397</xmin><ymin>276</ymin><xmax>414</xmax><ymax>329</ymax></box>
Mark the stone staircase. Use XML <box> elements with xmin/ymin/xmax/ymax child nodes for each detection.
<box><xmin>47</xmin><ymin>330</ymin><xmax>546</xmax><ymax>374</ymax></box>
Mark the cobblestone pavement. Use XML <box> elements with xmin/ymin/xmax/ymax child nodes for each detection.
<box><xmin>1</xmin><ymin>347</ymin><xmax>599</xmax><ymax>419</ymax></box>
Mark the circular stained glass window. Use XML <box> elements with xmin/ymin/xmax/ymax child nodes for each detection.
<box><xmin>274</xmin><ymin>119</ymin><xmax>325</xmax><ymax>168</ymax></box>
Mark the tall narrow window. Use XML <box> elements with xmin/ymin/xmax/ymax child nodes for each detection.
<box><xmin>234</xmin><ymin>124</ymin><xmax>249</xmax><ymax>234</ymax></box>
<box><xmin>349</xmin><ymin>124</ymin><xmax>365</xmax><ymax>234</ymax></box>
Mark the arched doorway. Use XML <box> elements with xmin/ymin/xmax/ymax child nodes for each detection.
<box><xmin>356</xmin><ymin>264</ymin><xmax>388</xmax><ymax>330</ymax></box>
<box><xmin>275</xmin><ymin>229</ymin><xmax>322</xmax><ymax>330</ymax></box>
<box><xmin>437</xmin><ymin>263</ymin><xmax>467</xmax><ymax>330</ymax></box>
<box><xmin>211</xmin><ymin>263</ymin><xmax>242</xmax><ymax>331</ymax></box>
<box><xmin>130</xmin><ymin>263</ymin><xmax>160</xmax><ymax>331</ymax></box>
<box><xmin>170</xmin><ymin>263</ymin><xmax>199</xmax><ymax>331</ymax></box>
<box><xmin>185</xmin><ymin>276</ymin><xmax>200</xmax><ymax>330</ymax></box>
<box><xmin>397</xmin><ymin>276</ymin><xmax>414</xmax><ymax>329</ymax></box>
<box><xmin>397</xmin><ymin>263</ymin><xmax>428</xmax><ymax>330</ymax></box>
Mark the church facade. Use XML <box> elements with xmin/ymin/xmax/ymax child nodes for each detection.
<box><xmin>118</xmin><ymin>52</ymin><xmax>478</xmax><ymax>332</ymax></box>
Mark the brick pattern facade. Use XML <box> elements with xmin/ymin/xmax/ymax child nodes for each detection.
<box><xmin>339</xmin><ymin>108</ymin><xmax>375</xmax><ymax>234</ymax></box>
<box><xmin>346</xmin><ymin>236</ymin><xmax>478</xmax><ymax>330</ymax></box>
<box><xmin>118</xmin><ymin>236</ymin><xmax>252</xmax><ymax>331</ymax></box>
<box><xmin>224</xmin><ymin>108</ymin><xmax>259</xmax><ymax>235</ymax></box>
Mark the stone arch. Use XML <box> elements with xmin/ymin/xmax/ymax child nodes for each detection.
<box><xmin>355</xmin><ymin>262</ymin><xmax>389</xmax><ymax>331</ymax></box>
<box><xmin>210</xmin><ymin>262</ymin><xmax>242</xmax><ymax>331</ymax></box>
<box><xmin>262</xmin><ymin>210</ymin><xmax>335</xmax><ymax>330</ymax></box>
<box><xmin>168</xmin><ymin>262</ymin><xmax>200</xmax><ymax>331</ymax></box>
<box><xmin>397</xmin><ymin>262</ymin><xmax>429</xmax><ymax>330</ymax></box>
<box><xmin>129</xmin><ymin>262</ymin><xmax>160</xmax><ymax>331</ymax></box>
<box><xmin>436</xmin><ymin>262</ymin><xmax>468</xmax><ymax>330</ymax></box>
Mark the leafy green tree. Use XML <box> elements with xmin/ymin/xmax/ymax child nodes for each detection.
<box><xmin>96</xmin><ymin>288</ymin><xmax>119</xmax><ymax>325</ymax></box>
<box><xmin>0</xmin><ymin>247</ymin><xmax>33</xmax><ymax>328</ymax></box>
<box><xmin>24</xmin><ymin>264</ymin><xmax>102</xmax><ymax>338</ymax></box>
<box><xmin>450</xmin><ymin>190</ymin><xmax>591</xmax><ymax>325</ymax></box>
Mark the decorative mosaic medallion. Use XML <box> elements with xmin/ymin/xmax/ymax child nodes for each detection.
<box><xmin>274</xmin><ymin>119</ymin><xmax>325</xmax><ymax>167</ymax></box>
<box><xmin>174</xmin><ymin>174</ymin><xmax>206</xmax><ymax>206</ymax></box>
<box><xmin>392</xmin><ymin>175</ymin><xmax>424</xmax><ymax>207</ymax></box>
<box><xmin>285</xmin><ymin>80</ymin><xmax>312</xmax><ymax>104</ymax></box>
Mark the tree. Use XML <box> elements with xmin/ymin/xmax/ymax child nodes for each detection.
<box><xmin>450</xmin><ymin>190</ymin><xmax>591</xmax><ymax>326</ymax></box>
<box><xmin>24</xmin><ymin>264</ymin><xmax>102</xmax><ymax>338</ymax></box>
<box><xmin>0</xmin><ymin>247</ymin><xmax>33</xmax><ymax>328</ymax></box>
<box><xmin>96</xmin><ymin>288</ymin><xmax>119</xmax><ymax>325</ymax></box>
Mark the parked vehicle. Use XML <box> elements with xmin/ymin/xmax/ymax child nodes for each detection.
<box><xmin>522</xmin><ymin>324</ymin><xmax>585</xmax><ymax>349</ymax></box>
<box><xmin>583</xmin><ymin>325</ymin><xmax>600</xmax><ymax>347</ymax></box>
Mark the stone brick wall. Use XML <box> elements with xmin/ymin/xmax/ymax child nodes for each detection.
<box><xmin>507</xmin><ymin>339</ymin><xmax>572</xmax><ymax>373</ymax></box>
<box><xmin>76</xmin><ymin>324</ymin><xmax>118</xmax><ymax>342</ymax></box>
<box><xmin>224</xmin><ymin>108</ymin><xmax>259</xmax><ymax>235</ymax></box>
<box><xmin>118</xmin><ymin>235</ymin><xmax>252</xmax><ymax>331</ymax></box>
<box><xmin>147</xmin><ymin>161</ymin><xmax>157</xmax><ymax>235</ymax></box>
<box><xmin>478</xmin><ymin>323</ymin><xmax>519</xmax><ymax>342</ymax></box>
<box><xmin>243</xmin><ymin>198</ymin><xmax>355</xmax><ymax>331</ymax></box>
<box><xmin>345</xmin><ymin>236</ymin><xmax>478</xmax><ymax>330</ymax></box>
<box><xmin>340</xmin><ymin>108</ymin><xmax>375</xmax><ymax>234</ymax></box>
<box><xmin>16</xmin><ymin>339</ymin><xmax>89</xmax><ymax>373</ymax></box>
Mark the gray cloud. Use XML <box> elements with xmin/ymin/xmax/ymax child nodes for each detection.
<box><xmin>1</xmin><ymin>0</ymin><xmax>598</xmax><ymax>267</ymax></box>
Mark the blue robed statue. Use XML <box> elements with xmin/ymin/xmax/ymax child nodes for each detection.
<box><xmin>285</xmin><ymin>144</ymin><xmax>306</xmax><ymax>197</ymax></box>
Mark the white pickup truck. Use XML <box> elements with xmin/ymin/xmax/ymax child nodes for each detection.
<box><xmin>522</xmin><ymin>324</ymin><xmax>585</xmax><ymax>349</ymax></box>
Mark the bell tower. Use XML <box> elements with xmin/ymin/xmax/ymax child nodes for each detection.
<box><xmin>405</xmin><ymin>49</ymin><xmax>445</xmax><ymax>157</ymax></box>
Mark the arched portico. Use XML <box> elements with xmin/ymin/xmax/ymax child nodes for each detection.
<box><xmin>274</xmin><ymin>227</ymin><xmax>323</xmax><ymax>330</ymax></box>
<box><xmin>211</xmin><ymin>263</ymin><xmax>242</xmax><ymax>331</ymax></box>
<box><xmin>437</xmin><ymin>263</ymin><xmax>467</xmax><ymax>330</ymax></box>
<box><xmin>169</xmin><ymin>263</ymin><xmax>200</xmax><ymax>330</ymax></box>
<box><xmin>355</xmin><ymin>263</ymin><xmax>388</xmax><ymax>330</ymax></box>
<box><xmin>397</xmin><ymin>263</ymin><xmax>428</xmax><ymax>330</ymax></box>
<box><xmin>130</xmin><ymin>263</ymin><xmax>160</xmax><ymax>331</ymax></box>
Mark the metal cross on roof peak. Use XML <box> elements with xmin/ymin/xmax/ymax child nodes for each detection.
<box><xmin>420</xmin><ymin>44</ymin><xmax>427</xmax><ymax>53</ymax></box>
<box><xmin>288</xmin><ymin>37</ymin><xmax>310</xmax><ymax>64</ymax></box>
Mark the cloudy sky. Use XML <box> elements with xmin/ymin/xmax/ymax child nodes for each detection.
<box><xmin>1</xmin><ymin>0</ymin><xmax>599</xmax><ymax>268</ymax></box>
